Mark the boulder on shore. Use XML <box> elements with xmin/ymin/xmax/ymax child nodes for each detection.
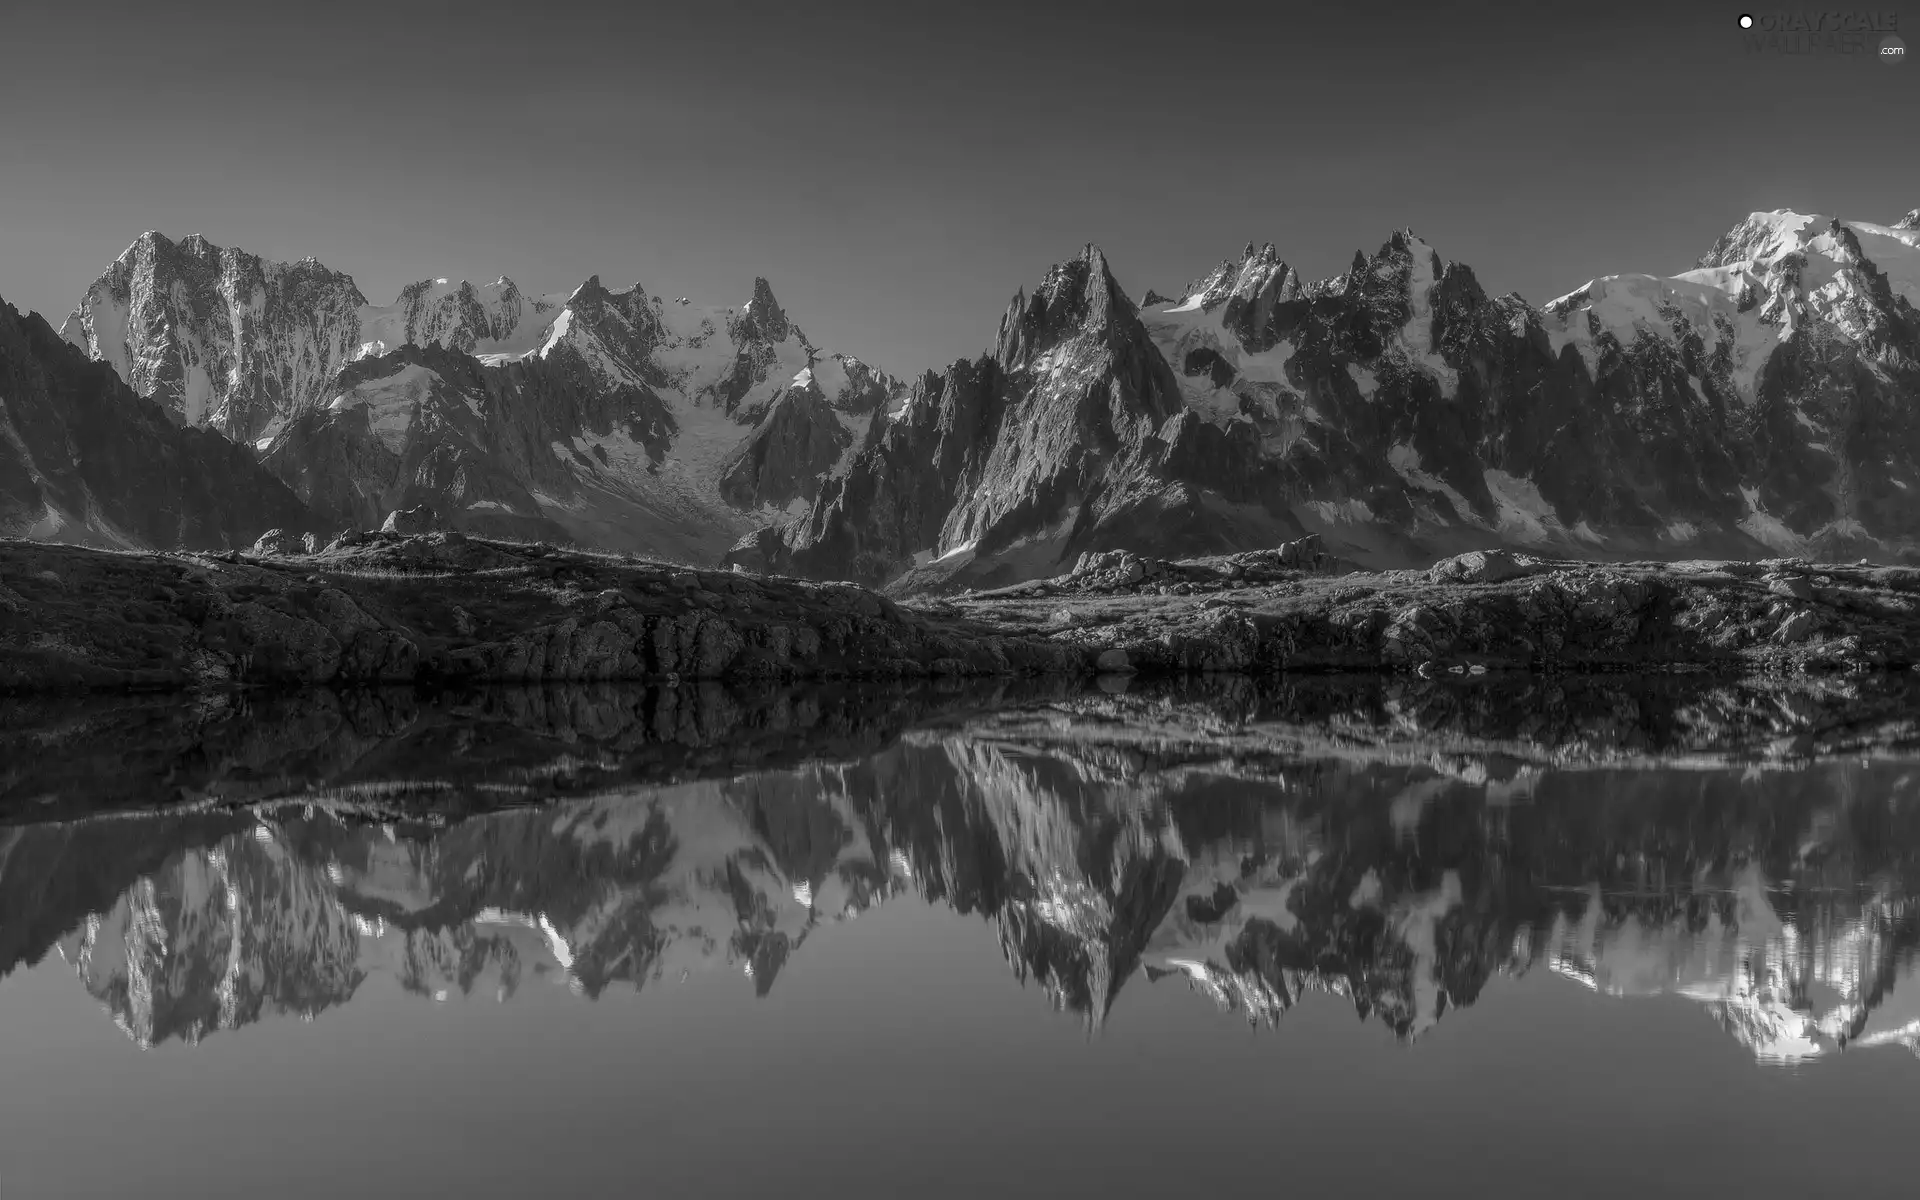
<box><xmin>1429</xmin><ymin>549</ymin><xmax>1538</xmax><ymax>586</ymax></box>
<box><xmin>248</xmin><ymin>528</ymin><xmax>305</xmax><ymax>557</ymax></box>
<box><xmin>381</xmin><ymin>505</ymin><xmax>438</xmax><ymax>535</ymax></box>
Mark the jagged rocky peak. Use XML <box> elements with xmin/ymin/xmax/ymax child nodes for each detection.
<box><xmin>1169</xmin><ymin>227</ymin><xmax>1454</xmax><ymax>356</ymax></box>
<box><xmin>99</xmin><ymin>229</ymin><xmax>366</xmax><ymax>306</ymax></box>
<box><xmin>1177</xmin><ymin>259</ymin><xmax>1237</xmax><ymax>307</ymax></box>
<box><xmin>1343</xmin><ymin>228</ymin><xmax>1451</xmax><ymax>319</ymax></box>
<box><xmin>1384</xmin><ymin>227</ymin><xmax>1444</xmax><ymax>274</ymax></box>
<box><xmin>994</xmin><ymin>243</ymin><xmax>1134</xmax><ymax>366</ymax></box>
<box><xmin>1171</xmin><ymin>240</ymin><xmax>1300</xmax><ymax>322</ymax></box>
<box><xmin>551</xmin><ymin>272</ymin><xmax>622</xmax><ymax>329</ymax></box>
<box><xmin>372</xmin><ymin>272</ymin><xmax>558</xmax><ymax>358</ymax></box>
<box><xmin>792</xmin><ymin>351</ymin><xmax>906</xmax><ymax>415</ymax></box>
<box><xmin>1894</xmin><ymin>208</ymin><xmax>1920</xmax><ymax>231</ymax></box>
<box><xmin>1221</xmin><ymin>250</ymin><xmax>1301</xmax><ymax>350</ymax></box>
<box><xmin>715</xmin><ymin>347</ymin><xmax>912</xmax><ymax>511</ymax></box>
<box><xmin>735</xmin><ymin>276</ymin><xmax>793</xmax><ymax>344</ymax></box>
<box><xmin>60</xmin><ymin>230</ymin><xmax>370</xmax><ymax>439</ymax></box>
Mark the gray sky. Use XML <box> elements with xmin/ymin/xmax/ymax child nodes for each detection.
<box><xmin>2</xmin><ymin>0</ymin><xmax>1914</xmax><ymax>376</ymax></box>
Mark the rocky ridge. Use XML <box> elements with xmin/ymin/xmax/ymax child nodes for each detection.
<box><xmin>11</xmin><ymin>533</ymin><xmax>1920</xmax><ymax>693</ymax></box>
<box><xmin>0</xmin><ymin>531</ymin><xmax>1080</xmax><ymax>693</ymax></box>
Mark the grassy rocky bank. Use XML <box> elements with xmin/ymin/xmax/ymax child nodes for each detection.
<box><xmin>6</xmin><ymin>530</ymin><xmax>1920</xmax><ymax>694</ymax></box>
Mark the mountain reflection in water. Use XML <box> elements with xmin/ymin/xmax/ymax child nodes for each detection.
<box><xmin>4</xmin><ymin>679</ymin><xmax>1920</xmax><ymax>1067</ymax></box>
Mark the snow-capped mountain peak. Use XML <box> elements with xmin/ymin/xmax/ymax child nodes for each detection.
<box><xmin>354</xmin><ymin>273</ymin><xmax>570</xmax><ymax>364</ymax></box>
<box><xmin>1694</xmin><ymin>208</ymin><xmax>1833</xmax><ymax>270</ymax></box>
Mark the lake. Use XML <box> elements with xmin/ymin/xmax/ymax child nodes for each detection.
<box><xmin>2</xmin><ymin>679</ymin><xmax>1917</xmax><ymax>1198</ymax></box>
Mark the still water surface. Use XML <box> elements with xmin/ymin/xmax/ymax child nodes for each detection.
<box><xmin>2</xmin><ymin>684</ymin><xmax>1918</xmax><ymax>1198</ymax></box>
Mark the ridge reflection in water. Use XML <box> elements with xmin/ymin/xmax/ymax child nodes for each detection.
<box><xmin>3</xmin><ymin>680</ymin><xmax>1920</xmax><ymax>1198</ymax></box>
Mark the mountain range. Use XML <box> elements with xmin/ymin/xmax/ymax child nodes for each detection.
<box><xmin>43</xmin><ymin>231</ymin><xmax>903</xmax><ymax>559</ymax></box>
<box><xmin>7</xmin><ymin>207</ymin><xmax>1920</xmax><ymax>585</ymax></box>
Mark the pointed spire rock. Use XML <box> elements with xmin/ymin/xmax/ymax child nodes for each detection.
<box><xmin>992</xmin><ymin>245</ymin><xmax>1143</xmax><ymax>368</ymax></box>
<box><xmin>995</xmin><ymin>285</ymin><xmax>1033</xmax><ymax>362</ymax></box>
<box><xmin>1080</xmin><ymin>244</ymin><xmax>1122</xmax><ymax>325</ymax></box>
<box><xmin>741</xmin><ymin>276</ymin><xmax>789</xmax><ymax>342</ymax></box>
<box><xmin>569</xmin><ymin>274</ymin><xmax>609</xmax><ymax>305</ymax></box>
<box><xmin>1350</xmin><ymin>249</ymin><xmax>1369</xmax><ymax>274</ymax></box>
<box><xmin>1894</xmin><ymin>208</ymin><xmax>1920</xmax><ymax>230</ymax></box>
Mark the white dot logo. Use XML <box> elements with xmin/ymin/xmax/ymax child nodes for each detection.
<box><xmin>1738</xmin><ymin>13</ymin><xmax>1754</xmax><ymax>28</ymax></box>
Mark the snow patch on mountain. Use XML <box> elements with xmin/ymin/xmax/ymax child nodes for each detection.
<box><xmin>1390</xmin><ymin>871</ymin><xmax>1465</xmax><ymax>1039</ymax></box>
<box><xmin>1484</xmin><ymin>469</ymin><xmax>1561</xmax><ymax>543</ymax></box>
<box><xmin>1737</xmin><ymin>485</ymin><xmax>1805</xmax><ymax>554</ymax></box>
<box><xmin>1545</xmin><ymin>271</ymin><xmax>1777</xmax><ymax>396</ymax></box>
<box><xmin>1388</xmin><ymin>443</ymin><xmax>1476</xmax><ymax>526</ymax></box>
<box><xmin>1310</xmin><ymin>498</ymin><xmax>1376</xmax><ymax>525</ymax></box>
<box><xmin>1140</xmin><ymin>297</ymin><xmax>1304</xmax><ymax>430</ymax></box>
<box><xmin>1388</xmin><ymin>236</ymin><xmax>1460</xmax><ymax>398</ymax></box>
<box><xmin>355</xmin><ymin>276</ymin><xmax>569</xmax><ymax>362</ymax></box>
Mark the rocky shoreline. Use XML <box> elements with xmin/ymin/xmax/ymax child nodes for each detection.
<box><xmin>5</xmin><ymin>532</ymin><xmax>1920</xmax><ymax>694</ymax></box>
<box><xmin>8</xmin><ymin>673</ymin><xmax>1920</xmax><ymax>821</ymax></box>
